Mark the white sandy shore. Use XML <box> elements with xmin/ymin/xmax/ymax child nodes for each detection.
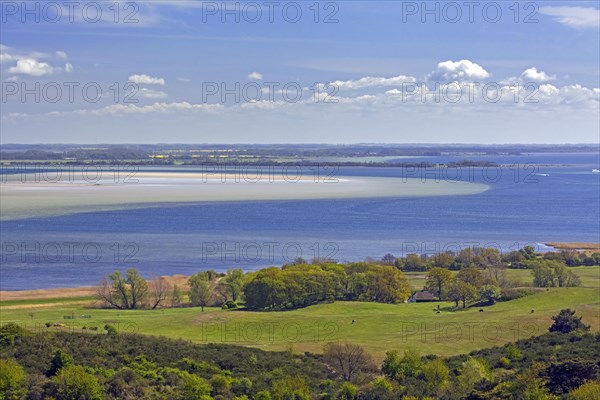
<box><xmin>0</xmin><ymin>172</ymin><xmax>489</xmax><ymax>220</ymax></box>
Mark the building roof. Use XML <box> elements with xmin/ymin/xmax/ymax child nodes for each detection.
<box><xmin>410</xmin><ymin>290</ymin><xmax>435</xmax><ymax>301</ymax></box>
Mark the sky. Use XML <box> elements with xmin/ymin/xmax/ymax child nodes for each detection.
<box><xmin>0</xmin><ymin>0</ymin><xmax>599</xmax><ymax>144</ymax></box>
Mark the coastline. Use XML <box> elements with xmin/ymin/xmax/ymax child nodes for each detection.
<box><xmin>2</xmin><ymin>243</ymin><xmax>597</xmax><ymax>302</ymax></box>
<box><xmin>0</xmin><ymin>274</ymin><xmax>190</xmax><ymax>303</ymax></box>
<box><xmin>544</xmin><ymin>242</ymin><xmax>600</xmax><ymax>254</ymax></box>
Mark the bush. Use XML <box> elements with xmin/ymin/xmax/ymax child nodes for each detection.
<box><xmin>104</xmin><ymin>324</ymin><xmax>118</xmax><ymax>336</ymax></box>
<box><xmin>52</xmin><ymin>365</ymin><xmax>103</xmax><ymax>400</ymax></box>
<box><xmin>500</xmin><ymin>288</ymin><xmax>538</xmax><ymax>301</ymax></box>
<box><xmin>569</xmin><ymin>381</ymin><xmax>600</xmax><ymax>399</ymax></box>
<box><xmin>0</xmin><ymin>358</ymin><xmax>27</xmax><ymax>400</ymax></box>
<box><xmin>549</xmin><ymin>309</ymin><xmax>590</xmax><ymax>334</ymax></box>
<box><xmin>224</xmin><ymin>300</ymin><xmax>238</xmax><ymax>309</ymax></box>
<box><xmin>0</xmin><ymin>323</ymin><xmax>26</xmax><ymax>346</ymax></box>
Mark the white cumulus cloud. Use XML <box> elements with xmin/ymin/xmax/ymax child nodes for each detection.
<box><xmin>8</xmin><ymin>58</ymin><xmax>55</xmax><ymax>76</ymax></box>
<box><xmin>431</xmin><ymin>60</ymin><xmax>491</xmax><ymax>81</ymax></box>
<box><xmin>128</xmin><ymin>74</ymin><xmax>165</xmax><ymax>85</ymax></box>
<box><xmin>248</xmin><ymin>71</ymin><xmax>263</xmax><ymax>80</ymax></box>
<box><xmin>521</xmin><ymin>67</ymin><xmax>556</xmax><ymax>82</ymax></box>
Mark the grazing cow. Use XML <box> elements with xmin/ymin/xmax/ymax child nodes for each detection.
<box><xmin>351</xmin><ymin>320</ymin><xmax>356</xmax><ymax>324</ymax></box>
<box><xmin>479</xmin><ymin>309</ymin><xmax>484</xmax><ymax>312</ymax></box>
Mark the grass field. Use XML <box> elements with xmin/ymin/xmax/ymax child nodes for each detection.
<box><xmin>1</xmin><ymin>267</ymin><xmax>598</xmax><ymax>361</ymax></box>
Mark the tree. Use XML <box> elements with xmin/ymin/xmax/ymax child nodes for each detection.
<box><xmin>549</xmin><ymin>309</ymin><xmax>590</xmax><ymax>334</ymax></box>
<box><xmin>446</xmin><ymin>280</ymin><xmax>478</xmax><ymax>308</ymax></box>
<box><xmin>431</xmin><ymin>251</ymin><xmax>455</xmax><ymax>269</ymax></box>
<box><xmin>381</xmin><ymin>350</ymin><xmax>402</xmax><ymax>381</ymax></box>
<box><xmin>519</xmin><ymin>245</ymin><xmax>536</xmax><ymax>260</ymax></box>
<box><xmin>425</xmin><ymin>268</ymin><xmax>453</xmax><ymax>298</ymax></box>
<box><xmin>381</xmin><ymin>349</ymin><xmax>423</xmax><ymax>382</ymax></box>
<box><xmin>0</xmin><ymin>358</ymin><xmax>27</xmax><ymax>400</ymax></box>
<box><xmin>223</xmin><ymin>269</ymin><xmax>245</xmax><ymax>302</ymax></box>
<box><xmin>189</xmin><ymin>274</ymin><xmax>213</xmax><ymax>311</ymax></box>
<box><xmin>365</xmin><ymin>266</ymin><xmax>411</xmax><ymax>303</ymax></box>
<box><xmin>400</xmin><ymin>254</ymin><xmax>427</xmax><ymax>271</ymax></box>
<box><xmin>503</xmin><ymin>362</ymin><xmax>554</xmax><ymax>400</ymax></box>
<box><xmin>170</xmin><ymin>284</ymin><xmax>182</xmax><ymax>308</ymax></box>
<box><xmin>48</xmin><ymin>349</ymin><xmax>74</xmax><ymax>377</ymax></box>
<box><xmin>126</xmin><ymin>269</ymin><xmax>148</xmax><ymax>309</ymax></box>
<box><xmin>381</xmin><ymin>253</ymin><xmax>396</xmax><ymax>266</ymax></box>
<box><xmin>52</xmin><ymin>365</ymin><xmax>103</xmax><ymax>400</ymax></box>
<box><xmin>455</xmin><ymin>357</ymin><xmax>491</xmax><ymax>398</ymax></box>
<box><xmin>479</xmin><ymin>284</ymin><xmax>501</xmax><ymax>305</ymax></box>
<box><xmin>553</xmin><ymin>264</ymin><xmax>581</xmax><ymax>287</ymax></box>
<box><xmin>532</xmin><ymin>262</ymin><xmax>556</xmax><ymax>287</ymax></box>
<box><xmin>243</xmin><ymin>268</ymin><xmax>287</xmax><ymax>310</ymax></box>
<box><xmin>323</xmin><ymin>343</ymin><xmax>375</xmax><ymax>382</ymax></box>
<box><xmin>456</xmin><ymin>267</ymin><xmax>483</xmax><ymax>287</ymax></box>
<box><xmin>96</xmin><ymin>268</ymin><xmax>148</xmax><ymax>309</ymax></box>
<box><xmin>149</xmin><ymin>276</ymin><xmax>171</xmax><ymax>309</ymax></box>
<box><xmin>422</xmin><ymin>358</ymin><xmax>449</xmax><ymax>396</ymax></box>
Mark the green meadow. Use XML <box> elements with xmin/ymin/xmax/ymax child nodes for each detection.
<box><xmin>1</xmin><ymin>267</ymin><xmax>598</xmax><ymax>361</ymax></box>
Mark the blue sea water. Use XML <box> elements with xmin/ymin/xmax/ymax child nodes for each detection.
<box><xmin>1</xmin><ymin>153</ymin><xmax>599</xmax><ymax>290</ymax></box>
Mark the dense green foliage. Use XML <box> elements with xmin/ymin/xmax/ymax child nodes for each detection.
<box><xmin>2</xmin><ymin>322</ymin><xmax>598</xmax><ymax>399</ymax></box>
<box><xmin>0</xmin><ymin>327</ymin><xmax>331</xmax><ymax>400</ymax></box>
<box><xmin>243</xmin><ymin>263</ymin><xmax>411</xmax><ymax>310</ymax></box>
<box><xmin>395</xmin><ymin>246</ymin><xmax>599</xmax><ymax>272</ymax></box>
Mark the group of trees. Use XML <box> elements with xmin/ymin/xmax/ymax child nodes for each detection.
<box><xmin>95</xmin><ymin>244</ymin><xmax>594</xmax><ymax>312</ymax></box>
<box><xmin>96</xmin><ymin>268</ymin><xmax>245</xmax><ymax>311</ymax></box>
<box><xmin>531</xmin><ymin>260</ymin><xmax>582</xmax><ymax>288</ymax></box>
<box><xmin>424</xmin><ymin>267</ymin><xmax>503</xmax><ymax>308</ymax></box>
<box><xmin>391</xmin><ymin>246</ymin><xmax>599</xmax><ymax>272</ymax></box>
<box><xmin>189</xmin><ymin>269</ymin><xmax>245</xmax><ymax>311</ymax></box>
<box><xmin>96</xmin><ymin>269</ymin><xmax>182</xmax><ymax>310</ymax></box>
<box><xmin>243</xmin><ymin>263</ymin><xmax>411</xmax><ymax>310</ymax></box>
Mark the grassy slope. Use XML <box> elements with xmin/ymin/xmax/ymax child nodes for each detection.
<box><xmin>1</xmin><ymin>267</ymin><xmax>598</xmax><ymax>361</ymax></box>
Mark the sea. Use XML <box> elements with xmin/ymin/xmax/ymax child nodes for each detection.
<box><xmin>1</xmin><ymin>152</ymin><xmax>599</xmax><ymax>290</ymax></box>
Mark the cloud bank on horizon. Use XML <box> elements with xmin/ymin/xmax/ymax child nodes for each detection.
<box><xmin>0</xmin><ymin>1</ymin><xmax>598</xmax><ymax>144</ymax></box>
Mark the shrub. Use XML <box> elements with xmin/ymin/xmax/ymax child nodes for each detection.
<box><xmin>0</xmin><ymin>358</ymin><xmax>27</xmax><ymax>400</ymax></box>
<box><xmin>52</xmin><ymin>365</ymin><xmax>103</xmax><ymax>400</ymax></box>
<box><xmin>549</xmin><ymin>309</ymin><xmax>590</xmax><ymax>334</ymax></box>
<box><xmin>104</xmin><ymin>324</ymin><xmax>118</xmax><ymax>336</ymax></box>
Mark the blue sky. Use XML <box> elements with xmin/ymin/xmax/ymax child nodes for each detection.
<box><xmin>1</xmin><ymin>0</ymin><xmax>599</xmax><ymax>143</ymax></box>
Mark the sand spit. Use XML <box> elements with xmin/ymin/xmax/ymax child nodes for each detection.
<box><xmin>1</xmin><ymin>172</ymin><xmax>489</xmax><ymax>220</ymax></box>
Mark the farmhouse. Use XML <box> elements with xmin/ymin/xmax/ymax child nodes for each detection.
<box><xmin>408</xmin><ymin>290</ymin><xmax>435</xmax><ymax>303</ymax></box>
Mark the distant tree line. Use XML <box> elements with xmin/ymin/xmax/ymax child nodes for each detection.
<box><xmin>95</xmin><ymin>262</ymin><xmax>412</xmax><ymax>312</ymax></box>
<box><xmin>389</xmin><ymin>246</ymin><xmax>599</xmax><ymax>273</ymax></box>
<box><xmin>95</xmin><ymin>245</ymin><xmax>594</xmax><ymax>311</ymax></box>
